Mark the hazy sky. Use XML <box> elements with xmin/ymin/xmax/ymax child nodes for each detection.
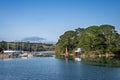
<box><xmin>0</xmin><ymin>0</ymin><xmax>120</xmax><ymax>42</ymax></box>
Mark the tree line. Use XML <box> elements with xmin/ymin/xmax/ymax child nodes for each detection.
<box><xmin>56</xmin><ymin>24</ymin><xmax>120</xmax><ymax>58</ymax></box>
<box><xmin>0</xmin><ymin>41</ymin><xmax>55</xmax><ymax>52</ymax></box>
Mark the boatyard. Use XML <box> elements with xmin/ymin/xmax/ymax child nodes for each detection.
<box><xmin>0</xmin><ymin>50</ymin><xmax>55</xmax><ymax>59</ymax></box>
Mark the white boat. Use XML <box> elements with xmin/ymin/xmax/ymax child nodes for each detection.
<box><xmin>4</xmin><ymin>50</ymin><xmax>22</xmax><ymax>54</ymax></box>
<box><xmin>4</xmin><ymin>50</ymin><xmax>16</xmax><ymax>54</ymax></box>
<box><xmin>74</xmin><ymin>48</ymin><xmax>83</xmax><ymax>61</ymax></box>
<box><xmin>21</xmin><ymin>57</ymin><xmax>28</xmax><ymax>59</ymax></box>
<box><xmin>75</xmin><ymin>58</ymin><xmax>81</xmax><ymax>61</ymax></box>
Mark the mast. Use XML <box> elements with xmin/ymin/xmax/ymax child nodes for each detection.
<box><xmin>7</xmin><ymin>41</ymin><xmax>9</xmax><ymax>50</ymax></box>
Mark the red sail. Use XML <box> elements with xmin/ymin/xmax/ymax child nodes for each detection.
<box><xmin>65</xmin><ymin>47</ymin><xmax>68</xmax><ymax>57</ymax></box>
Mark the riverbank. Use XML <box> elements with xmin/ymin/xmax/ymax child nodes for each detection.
<box><xmin>56</xmin><ymin>51</ymin><xmax>120</xmax><ymax>61</ymax></box>
<box><xmin>0</xmin><ymin>51</ymin><xmax>55</xmax><ymax>59</ymax></box>
<box><xmin>80</xmin><ymin>53</ymin><xmax>116</xmax><ymax>58</ymax></box>
<box><xmin>0</xmin><ymin>54</ymin><xmax>19</xmax><ymax>59</ymax></box>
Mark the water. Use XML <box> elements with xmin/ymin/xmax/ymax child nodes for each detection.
<box><xmin>0</xmin><ymin>57</ymin><xmax>120</xmax><ymax>80</ymax></box>
<box><xmin>82</xmin><ymin>56</ymin><xmax>120</xmax><ymax>67</ymax></box>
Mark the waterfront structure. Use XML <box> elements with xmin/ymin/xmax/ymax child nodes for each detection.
<box><xmin>74</xmin><ymin>48</ymin><xmax>83</xmax><ymax>61</ymax></box>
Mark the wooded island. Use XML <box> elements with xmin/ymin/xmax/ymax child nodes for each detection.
<box><xmin>56</xmin><ymin>24</ymin><xmax>120</xmax><ymax>58</ymax></box>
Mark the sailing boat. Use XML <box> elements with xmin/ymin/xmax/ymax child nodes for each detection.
<box><xmin>65</xmin><ymin>47</ymin><xmax>69</xmax><ymax>62</ymax></box>
<box><xmin>65</xmin><ymin>47</ymin><xmax>69</xmax><ymax>58</ymax></box>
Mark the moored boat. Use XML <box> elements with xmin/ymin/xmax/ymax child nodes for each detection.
<box><xmin>75</xmin><ymin>58</ymin><xmax>81</xmax><ymax>61</ymax></box>
<box><xmin>74</xmin><ymin>48</ymin><xmax>83</xmax><ymax>61</ymax></box>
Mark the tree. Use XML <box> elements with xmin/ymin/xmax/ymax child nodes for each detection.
<box><xmin>0</xmin><ymin>41</ymin><xmax>7</xmax><ymax>50</ymax></box>
<box><xmin>100</xmin><ymin>25</ymin><xmax>119</xmax><ymax>53</ymax></box>
<box><xmin>56</xmin><ymin>30</ymin><xmax>75</xmax><ymax>58</ymax></box>
<box><xmin>56</xmin><ymin>24</ymin><xmax>120</xmax><ymax>58</ymax></box>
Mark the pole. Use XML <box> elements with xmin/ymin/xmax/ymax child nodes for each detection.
<box><xmin>7</xmin><ymin>41</ymin><xmax>9</xmax><ymax>50</ymax></box>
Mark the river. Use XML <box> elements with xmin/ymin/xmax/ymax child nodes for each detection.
<box><xmin>0</xmin><ymin>57</ymin><xmax>120</xmax><ymax>80</ymax></box>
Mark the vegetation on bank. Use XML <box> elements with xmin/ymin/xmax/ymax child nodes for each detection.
<box><xmin>55</xmin><ymin>24</ymin><xmax>120</xmax><ymax>58</ymax></box>
<box><xmin>0</xmin><ymin>41</ymin><xmax>55</xmax><ymax>51</ymax></box>
<box><xmin>82</xmin><ymin>57</ymin><xmax>120</xmax><ymax>67</ymax></box>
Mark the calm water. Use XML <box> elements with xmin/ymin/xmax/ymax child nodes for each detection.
<box><xmin>0</xmin><ymin>57</ymin><xmax>120</xmax><ymax>80</ymax></box>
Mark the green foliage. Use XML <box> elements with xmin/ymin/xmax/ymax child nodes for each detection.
<box><xmin>56</xmin><ymin>30</ymin><xmax>76</xmax><ymax>57</ymax></box>
<box><xmin>56</xmin><ymin>24</ymin><xmax>120</xmax><ymax>57</ymax></box>
<box><xmin>0</xmin><ymin>41</ymin><xmax>7</xmax><ymax>50</ymax></box>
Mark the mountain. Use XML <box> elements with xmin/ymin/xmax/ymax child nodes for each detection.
<box><xmin>22</xmin><ymin>36</ymin><xmax>56</xmax><ymax>44</ymax></box>
<box><xmin>22</xmin><ymin>36</ymin><xmax>45</xmax><ymax>42</ymax></box>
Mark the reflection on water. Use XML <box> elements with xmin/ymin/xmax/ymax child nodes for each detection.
<box><xmin>82</xmin><ymin>56</ymin><xmax>120</xmax><ymax>67</ymax></box>
<box><xmin>0</xmin><ymin>57</ymin><xmax>120</xmax><ymax>80</ymax></box>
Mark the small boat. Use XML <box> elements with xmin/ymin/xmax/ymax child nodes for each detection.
<box><xmin>21</xmin><ymin>57</ymin><xmax>28</xmax><ymax>59</ymax></box>
<box><xmin>75</xmin><ymin>58</ymin><xmax>81</xmax><ymax>61</ymax></box>
<box><xmin>74</xmin><ymin>48</ymin><xmax>83</xmax><ymax>61</ymax></box>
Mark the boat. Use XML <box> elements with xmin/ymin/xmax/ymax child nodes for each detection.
<box><xmin>75</xmin><ymin>58</ymin><xmax>81</xmax><ymax>61</ymax></box>
<box><xmin>74</xmin><ymin>48</ymin><xmax>83</xmax><ymax>61</ymax></box>
<box><xmin>19</xmin><ymin>51</ymin><xmax>33</xmax><ymax>58</ymax></box>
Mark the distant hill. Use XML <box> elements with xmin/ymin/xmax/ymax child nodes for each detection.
<box><xmin>22</xmin><ymin>36</ymin><xmax>56</xmax><ymax>44</ymax></box>
<box><xmin>22</xmin><ymin>36</ymin><xmax>45</xmax><ymax>42</ymax></box>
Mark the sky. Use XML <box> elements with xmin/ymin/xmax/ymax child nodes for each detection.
<box><xmin>0</xmin><ymin>0</ymin><xmax>120</xmax><ymax>42</ymax></box>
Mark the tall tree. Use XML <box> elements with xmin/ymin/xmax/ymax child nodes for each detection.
<box><xmin>56</xmin><ymin>30</ymin><xmax>75</xmax><ymax>58</ymax></box>
<box><xmin>56</xmin><ymin>24</ymin><xmax>120</xmax><ymax>58</ymax></box>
